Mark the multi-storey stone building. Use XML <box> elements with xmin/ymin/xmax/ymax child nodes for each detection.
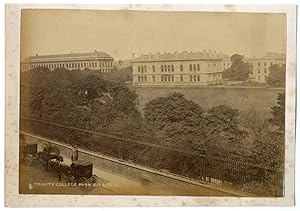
<box><xmin>21</xmin><ymin>50</ymin><xmax>114</xmax><ymax>72</ymax></box>
<box><xmin>247</xmin><ymin>52</ymin><xmax>286</xmax><ymax>83</ymax></box>
<box><xmin>222</xmin><ymin>55</ymin><xmax>231</xmax><ymax>71</ymax></box>
<box><xmin>132</xmin><ymin>50</ymin><xmax>225</xmax><ymax>86</ymax></box>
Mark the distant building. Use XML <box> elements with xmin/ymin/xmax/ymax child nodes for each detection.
<box><xmin>221</xmin><ymin>55</ymin><xmax>231</xmax><ymax>71</ymax></box>
<box><xmin>247</xmin><ymin>52</ymin><xmax>286</xmax><ymax>83</ymax></box>
<box><xmin>21</xmin><ymin>50</ymin><xmax>114</xmax><ymax>72</ymax></box>
<box><xmin>132</xmin><ymin>50</ymin><xmax>227</xmax><ymax>86</ymax></box>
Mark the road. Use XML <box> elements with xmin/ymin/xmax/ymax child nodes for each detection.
<box><xmin>19</xmin><ymin>157</ymin><xmax>232</xmax><ymax>196</ymax></box>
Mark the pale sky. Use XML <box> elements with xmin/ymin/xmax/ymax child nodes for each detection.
<box><xmin>21</xmin><ymin>9</ymin><xmax>286</xmax><ymax>61</ymax></box>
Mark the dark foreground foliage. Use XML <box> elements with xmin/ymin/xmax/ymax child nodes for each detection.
<box><xmin>20</xmin><ymin>67</ymin><xmax>285</xmax><ymax>196</ymax></box>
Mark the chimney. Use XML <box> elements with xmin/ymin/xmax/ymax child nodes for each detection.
<box><xmin>174</xmin><ymin>51</ymin><xmax>178</xmax><ymax>59</ymax></box>
<box><xmin>183</xmin><ymin>51</ymin><xmax>187</xmax><ymax>59</ymax></box>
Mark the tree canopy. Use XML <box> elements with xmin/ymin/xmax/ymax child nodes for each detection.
<box><xmin>223</xmin><ymin>54</ymin><xmax>252</xmax><ymax>81</ymax></box>
<box><xmin>269</xmin><ymin>92</ymin><xmax>285</xmax><ymax>132</ymax></box>
<box><xmin>266</xmin><ymin>64</ymin><xmax>286</xmax><ymax>87</ymax></box>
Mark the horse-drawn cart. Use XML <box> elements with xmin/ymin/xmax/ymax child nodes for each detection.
<box><xmin>20</xmin><ymin>143</ymin><xmax>39</xmax><ymax>166</ymax></box>
<box><xmin>64</xmin><ymin>160</ymin><xmax>98</xmax><ymax>192</ymax></box>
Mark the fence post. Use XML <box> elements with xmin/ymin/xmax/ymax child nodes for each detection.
<box><xmin>118</xmin><ymin>146</ymin><xmax>123</xmax><ymax>160</ymax></box>
<box><xmin>196</xmin><ymin>147</ymin><xmax>207</xmax><ymax>182</ymax></box>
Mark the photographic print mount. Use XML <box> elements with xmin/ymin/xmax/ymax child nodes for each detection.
<box><xmin>5</xmin><ymin>4</ymin><xmax>296</xmax><ymax>207</ymax></box>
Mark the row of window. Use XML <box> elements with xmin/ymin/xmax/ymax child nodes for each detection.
<box><xmin>137</xmin><ymin>64</ymin><xmax>204</xmax><ymax>73</ymax></box>
<box><xmin>251</xmin><ymin>61</ymin><xmax>273</xmax><ymax>67</ymax></box>
<box><xmin>30</xmin><ymin>61</ymin><xmax>113</xmax><ymax>69</ymax></box>
<box><xmin>257</xmin><ymin>68</ymin><xmax>268</xmax><ymax>74</ymax></box>
<box><xmin>136</xmin><ymin>74</ymin><xmax>220</xmax><ymax>82</ymax></box>
<box><xmin>223</xmin><ymin>62</ymin><xmax>231</xmax><ymax>66</ymax></box>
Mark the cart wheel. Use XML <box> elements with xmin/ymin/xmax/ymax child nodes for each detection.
<box><xmin>88</xmin><ymin>175</ymin><xmax>98</xmax><ymax>188</ymax></box>
<box><xmin>64</xmin><ymin>175</ymin><xmax>73</xmax><ymax>183</ymax></box>
<box><xmin>78</xmin><ymin>177</ymin><xmax>89</xmax><ymax>192</ymax></box>
<box><xmin>25</xmin><ymin>154</ymin><xmax>33</xmax><ymax>166</ymax></box>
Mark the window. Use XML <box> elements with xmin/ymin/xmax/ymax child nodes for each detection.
<box><xmin>264</xmin><ymin>68</ymin><xmax>267</xmax><ymax>74</ymax></box>
<box><xmin>161</xmin><ymin>75</ymin><xmax>164</xmax><ymax>81</ymax></box>
<box><xmin>138</xmin><ymin>66</ymin><xmax>140</xmax><ymax>72</ymax></box>
<box><xmin>270</xmin><ymin>62</ymin><xmax>273</xmax><ymax>66</ymax></box>
<box><xmin>197</xmin><ymin>75</ymin><xmax>200</xmax><ymax>81</ymax></box>
<box><xmin>180</xmin><ymin>65</ymin><xmax>183</xmax><ymax>72</ymax></box>
<box><xmin>171</xmin><ymin>65</ymin><xmax>174</xmax><ymax>72</ymax></box>
<box><xmin>152</xmin><ymin>65</ymin><xmax>155</xmax><ymax>72</ymax></box>
<box><xmin>190</xmin><ymin>64</ymin><xmax>192</xmax><ymax>71</ymax></box>
<box><xmin>258</xmin><ymin>68</ymin><xmax>260</xmax><ymax>74</ymax></box>
<box><xmin>167</xmin><ymin>65</ymin><xmax>170</xmax><ymax>72</ymax></box>
<box><xmin>153</xmin><ymin>75</ymin><xmax>155</xmax><ymax>82</ymax></box>
<box><xmin>193</xmin><ymin>64</ymin><xmax>196</xmax><ymax>71</ymax></box>
<box><xmin>258</xmin><ymin>62</ymin><xmax>260</xmax><ymax>66</ymax></box>
<box><xmin>193</xmin><ymin>75</ymin><xmax>196</xmax><ymax>81</ymax></box>
<box><xmin>95</xmin><ymin>62</ymin><xmax>97</xmax><ymax>67</ymax></box>
<box><xmin>190</xmin><ymin>75</ymin><xmax>193</xmax><ymax>81</ymax></box>
<box><xmin>264</xmin><ymin>62</ymin><xmax>267</xmax><ymax>66</ymax></box>
<box><xmin>180</xmin><ymin>75</ymin><xmax>183</xmax><ymax>82</ymax></box>
<box><xmin>161</xmin><ymin>65</ymin><xmax>163</xmax><ymax>72</ymax></box>
<box><xmin>144</xmin><ymin>76</ymin><xmax>147</xmax><ymax>82</ymax></box>
<box><xmin>141</xmin><ymin>66</ymin><xmax>143</xmax><ymax>73</ymax></box>
<box><xmin>197</xmin><ymin>64</ymin><xmax>200</xmax><ymax>71</ymax></box>
<box><xmin>138</xmin><ymin>75</ymin><xmax>140</xmax><ymax>82</ymax></box>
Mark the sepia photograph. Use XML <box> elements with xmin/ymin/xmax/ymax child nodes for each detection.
<box><xmin>5</xmin><ymin>4</ymin><xmax>297</xmax><ymax>207</ymax></box>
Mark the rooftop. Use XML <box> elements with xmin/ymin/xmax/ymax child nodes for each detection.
<box><xmin>22</xmin><ymin>50</ymin><xmax>113</xmax><ymax>63</ymax></box>
<box><xmin>248</xmin><ymin>52</ymin><xmax>286</xmax><ymax>61</ymax></box>
<box><xmin>132</xmin><ymin>50</ymin><xmax>229</xmax><ymax>63</ymax></box>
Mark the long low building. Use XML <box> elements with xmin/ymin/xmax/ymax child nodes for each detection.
<box><xmin>132</xmin><ymin>50</ymin><xmax>226</xmax><ymax>86</ymax></box>
<box><xmin>247</xmin><ymin>52</ymin><xmax>286</xmax><ymax>83</ymax></box>
<box><xmin>21</xmin><ymin>50</ymin><xmax>114</xmax><ymax>72</ymax></box>
<box><xmin>220</xmin><ymin>52</ymin><xmax>286</xmax><ymax>83</ymax></box>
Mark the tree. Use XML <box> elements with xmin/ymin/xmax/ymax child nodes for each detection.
<box><xmin>204</xmin><ymin>105</ymin><xmax>245</xmax><ymax>156</ymax></box>
<box><xmin>266</xmin><ymin>64</ymin><xmax>286</xmax><ymax>87</ymax></box>
<box><xmin>223</xmin><ymin>54</ymin><xmax>252</xmax><ymax>81</ymax></box>
<box><xmin>144</xmin><ymin>92</ymin><xmax>204</xmax><ymax>130</ymax></box>
<box><xmin>103</xmin><ymin>66</ymin><xmax>133</xmax><ymax>82</ymax></box>
<box><xmin>269</xmin><ymin>92</ymin><xmax>285</xmax><ymax>132</ymax></box>
<box><xmin>239</xmin><ymin>107</ymin><xmax>270</xmax><ymax>141</ymax></box>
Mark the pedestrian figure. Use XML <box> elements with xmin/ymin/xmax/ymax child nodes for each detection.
<box><xmin>71</xmin><ymin>145</ymin><xmax>78</xmax><ymax>162</ymax></box>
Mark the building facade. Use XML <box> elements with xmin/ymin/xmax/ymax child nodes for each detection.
<box><xmin>221</xmin><ymin>55</ymin><xmax>231</xmax><ymax>71</ymax></box>
<box><xmin>132</xmin><ymin>50</ymin><xmax>226</xmax><ymax>86</ymax></box>
<box><xmin>21</xmin><ymin>51</ymin><xmax>114</xmax><ymax>72</ymax></box>
<box><xmin>247</xmin><ymin>53</ymin><xmax>286</xmax><ymax>83</ymax></box>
